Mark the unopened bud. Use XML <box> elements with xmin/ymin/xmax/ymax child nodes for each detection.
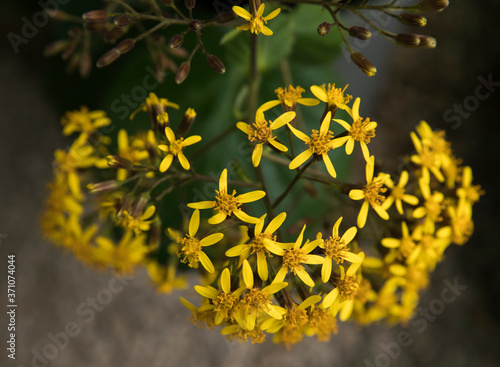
<box><xmin>131</xmin><ymin>195</ymin><xmax>150</xmax><ymax>218</ymax></box>
<box><xmin>317</xmin><ymin>22</ymin><xmax>331</xmax><ymax>36</ymax></box>
<box><xmin>82</xmin><ymin>10</ymin><xmax>108</xmax><ymax>23</ymax></box>
<box><xmin>116</xmin><ymin>38</ymin><xmax>135</xmax><ymax>54</ymax></box>
<box><xmin>395</xmin><ymin>33</ymin><xmax>421</xmax><ymax>47</ymax></box>
<box><xmin>87</xmin><ymin>180</ymin><xmax>120</xmax><ymax>193</ymax></box>
<box><xmin>177</xmin><ymin>108</ymin><xmax>197</xmax><ymax>137</ymax></box>
<box><xmin>107</xmin><ymin>155</ymin><xmax>132</xmax><ymax>169</ymax></box>
<box><xmin>168</xmin><ymin>34</ymin><xmax>184</xmax><ymax>49</ymax></box>
<box><xmin>184</xmin><ymin>0</ymin><xmax>195</xmax><ymax>9</ymax></box>
<box><xmin>79</xmin><ymin>53</ymin><xmax>92</xmax><ymax>78</ymax></box>
<box><xmin>175</xmin><ymin>62</ymin><xmax>191</xmax><ymax>84</ymax></box>
<box><xmin>189</xmin><ymin>19</ymin><xmax>202</xmax><ymax>32</ymax></box>
<box><xmin>351</xmin><ymin>52</ymin><xmax>377</xmax><ymax>77</ymax></box>
<box><xmin>417</xmin><ymin>0</ymin><xmax>449</xmax><ymax>12</ymax></box>
<box><xmin>43</xmin><ymin>40</ymin><xmax>69</xmax><ymax>57</ymax></box>
<box><xmin>398</xmin><ymin>13</ymin><xmax>427</xmax><ymax>27</ymax></box>
<box><xmin>96</xmin><ymin>49</ymin><xmax>119</xmax><ymax>68</ymax></box>
<box><xmin>348</xmin><ymin>26</ymin><xmax>372</xmax><ymax>40</ymax></box>
<box><xmin>417</xmin><ymin>35</ymin><xmax>437</xmax><ymax>48</ymax></box>
<box><xmin>114</xmin><ymin>14</ymin><xmax>131</xmax><ymax>27</ymax></box>
<box><xmin>215</xmin><ymin>11</ymin><xmax>236</xmax><ymax>23</ymax></box>
<box><xmin>207</xmin><ymin>54</ymin><xmax>226</xmax><ymax>74</ymax></box>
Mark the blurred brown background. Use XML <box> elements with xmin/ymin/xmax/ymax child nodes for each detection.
<box><xmin>1</xmin><ymin>1</ymin><xmax>499</xmax><ymax>366</ymax></box>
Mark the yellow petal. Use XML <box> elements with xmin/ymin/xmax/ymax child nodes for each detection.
<box><xmin>341</xmin><ymin>226</ymin><xmax>357</xmax><ymax>245</ymax></box>
<box><xmin>198</xmin><ymin>251</ymin><xmax>215</xmax><ymax>273</ymax></box>
<box><xmin>322</xmin><ymin>153</ymin><xmax>337</xmax><ymax>178</ymax></box>
<box><xmin>349</xmin><ymin>189</ymin><xmax>365</xmax><ymax>200</ymax></box>
<box><xmin>208</xmin><ymin>211</ymin><xmax>227</xmax><ymax>225</ymax></box>
<box><xmin>298</xmin><ymin>98</ymin><xmax>320</xmax><ymax>106</ymax></box>
<box><xmin>182</xmin><ymin>135</ymin><xmax>201</xmax><ymax>146</ymax></box>
<box><xmin>225</xmin><ymin>244</ymin><xmax>250</xmax><ymax>257</ymax></box>
<box><xmin>221</xmin><ymin>268</ymin><xmax>231</xmax><ymax>293</ymax></box>
<box><xmin>264</xmin><ymin>8</ymin><xmax>281</xmax><ymax>21</ymax></box>
<box><xmin>188</xmin><ymin>209</ymin><xmax>199</xmax><ymax>237</ymax></box>
<box><xmin>238</xmin><ymin>190</ymin><xmax>266</xmax><ymax>203</ymax></box>
<box><xmin>321</xmin><ymin>258</ymin><xmax>332</xmax><ymax>283</ymax></box>
<box><xmin>242</xmin><ymin>259</ymin><xmax>253</xmax><ymax>288</ymax></box>
<box><xmin>263</xmin><ymin>238</ymin><xmax>284</xmax><ymax>256</ymax></box>
<box><xmin>288</xmin><ymin>124</ymin><xmax>310</xmax><ymax>142</ymax></box>
<box><xmin>219</xmin><ymin>168</ymin><xmax>227</xmax><ymax>192</ymax></box>
<box><xmin>320</xmin><ymin>111</ymin><xmax>332</xmax><ymax>134</ymax></box>
<box><xmin>232</xmin><ymin>6</ymin><xmax>252</xmax><ymax>21</ymax></box>
<box><xmin>339</xmin><ymin>299</ymin><xmax>354</xmax><ymax>321</ymax></box>
<box><xmin>299</xmin><ymin>295</ymin><xmax>322</xmax><ymax>310</ymax></box>
<box><xmin>296</xmin><ymin>268</ymin><xmax>315</xmax><ymax>287</ymax></box>
<box><xmin>310</xmin><ymin>85</ymin><xmax>328</xmax><ymax>102</ymax></box>
<box><xmin>233</xmin><ymin>209</ymin><xmax>259</xmax><ymax>224</ymax></box>
<box><xmin>236</xmin><ymin>122</ymin><xmax>251</xmax><ymax>134</ymax></box>
<box><xmin>200</xmin><ymin>232</ymin><xmax>224</xmax><ymax>247</ymax></box>
<box><xmin>271</xmin><ymin>111</ymin><xmax>296</xmax><ymax>129</ymax></box>
<box><xmin>357</xmin><ymin>201</ymin><xmax>370</xmax><ymax>228</ymax></box>
<box><xmin>178</xmin><ymin>152</ymin><xmax>190</xmax><ymax>170</ymax></box>
<box><xmin>159</xmin><ymin>154</ymin><xmax>173</xmax><ymax>172</ymax></box>
<box><xmin>381</xmin><ymin>238</ymin><xmax>400</xmax><ymax>248</ymax></box>
<box><xmin>194</xmin><ymin>285</ymin><xmax>219</xmax><ymax>299</ymax></box>
<box><xmin>165</xmin><ymin>127</ymin><xmax>176</xmax><ymax>142</ymax></box>
<box><xmin>322</xmin><ymin>288</ymin><xmax>339</xmax><ymax>308</ymax></box>
<box><xmin>187</xmin><ymin>201</ymin><xmax>214</xmax><ymax>209</ymax></box>
<box><xmin>289</xmin><ymin>149</ymin><xmax>313</xmax><ymax>170</ymax></box>
<box><xmin>268</xmin><ymin>138</ymin><xmax>288</xmax><ymax>152</ymax></box>
<box><xmin>252</xmin><ymin>144</ymin><xmax>263</xmax><ymax>167</ymax></box>
<box><xmin>257</xmin><ymin>251</ymin><xmax>269</xmax><ymax>281</ymax></box>
<box><xmin>265</xmin><ymin>212</ymin><xmax>286</xmax><ymax>234</ymax></box>
<box><xmin>258</xmin><ymin>100</ymin><xmax>281</xmax><ymax>112</ymax></box>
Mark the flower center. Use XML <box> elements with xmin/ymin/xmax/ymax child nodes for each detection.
<box><xmin>425</xmin><ymin>195</ymin><xmax>443</xmax><ymax>221</ymax></box>
<box><xmin>323</xmin><ymin>236</ymin><xmax>347</xmax><ymax>263</ymax></box>
<box><xmin>308</xmin><ymin>308</ymin><xmax>338</xmax><ymax>341</ymax></box>
<box><xmin>350</xmin><ymin>117</ymin><xmax>376</xmax><ymax>143</ymax></box>
<box><xmin>282</xmin><ymin>248</ymin><xmax>307</xmax><ymax>273</ymax></box>
<box><xmin>177</xmin><ymin>237</ymin><xmax>202</xmax><ymax>267</ymax></box>
<box><xmin>391</xmin><ymin>186</ymin><xmax>405</xmax><ymax>199</ymax></box>
<box><xmin>283</xmin><ymin>305</ymin><xmax>308</xmax><ymax>329</ymax></box>
<box><xmin>249</xmin><ymin>120</ymin><xmax>273</xmax><ymax>143</ymax></box>
<box><xmin>214</xmin><ymin>292</ymin><xmax>236</xmax><ymax>318</ymax></box>
<box><xmin>308</xmin><ymin>130</ymin><xmax>334</xmax><ymax>155</ymax></box>
<box><xmin>169</xmin><ymin>138</ymin><xmax>184</xmax><ymax>156</ymax></box>
<box><xmin>215</xmin><ymin>190</ymin><xmax>241</xmax><ymax>216</ymax></box>
<box><xmin>337</xmin><ymin>275</ymin><xmax>360</xmax><ymax>299</ymax></box>
<box><xmin>325</xmin><ymin>83</ymin><xmax>352</xmax><ymax>107</ymax></box>
<box><xmin>250</xmin><ymin>16</ymin><xmax>264</xmax><ymax>33</ymax></box>
<box><xmin>399</xmin><ymin>236</ymin><xmax>415</xmax><ymax>258</ymax></box>
<box><xmin>250</xmin><ymin>233</ymin><xmax>275</xmax><ymax>256</ymax></box>
<box><xmin>275</xmin><ymin>86</ymin><xmax>305</xmax><ymax>108</ymax></box>
<box><xmin>241</xmin><ymin>288</ymin><xmax>270</xmax><ymax>315</ymax></box>
<box><xmin>364</xmin><ymin>177</ymin><xmax>387</xmax><ymax>206</ymax></box>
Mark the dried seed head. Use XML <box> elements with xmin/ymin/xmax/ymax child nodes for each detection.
<box><xmin>169</xmin><ymin>34</ymin><xmax>184</xmax><ymax>49</ymax></box>
<box><xmin>207</xmin><ymin>55</ymin><xmax>226</xmax><ymax>74</ymax></box>
<box><xmin>82</xmin><ymin>10</ymin><xmax>108</xmax><ymax>23</ymax></box>
<box><xmin>189</xmin><ymin>19</ymin><xmax>202</xmax><ymax>32</ymax></box>
<box><xmin>317</xmin><ymin>22</ymin><xmax>331</xmax><ymax>36</ymax></box>
<box><xmin>398</xmin><ymin>13</ymin><xmax>427</xmax><ymax>27</ymax></box>
<box><xmin>395</xmin><ymin>33</ymin><xmax>421</xmax><ymax>47</ymax></box>
<box><xmin>351</xmin><ymin>52</ymin><xmax>377</xmax><ymax>77</ymax></box>
<box><xmin>348</xmin><ymin>26</ymin><xmax>372</xmax><ymax>40</ymax></box>
<box><xmin>113</xmin><ymin>14</ymin><xmax>131</xmax><ymax>27</ymax></box>
<box><xmin>175</xmin><ymin>62</ymin><xmax>191</xmax><ymax>84</ymax></box>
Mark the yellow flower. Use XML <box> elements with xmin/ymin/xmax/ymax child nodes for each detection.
<box><xmin>258</xmin><ymin>85</ymin><xmax>320</xmax><ymax>112</ymax></box>
<box><xmin>130</xmin><ymin>92</ymin><xmax>179</xmax><ymax>121</ymax></box>
<box><xmin>410</xmin><ymin>130</ymin><xmax>444</xmax><ymax>183</ymax></box>
<box><xmin>232</xmin><ymin>4</ymin><xmax>281</xmax><ymax>36</ymax></box>
<box><xmin>317</xmin><ymin>217</ymin><xmax>362</xmax><ymax>283</ymax></box>
<box><xmin>116</xmin><ymin>205</ymin><xmax>156</xmax><ymax>235</ymax></box>
<box><xmin>448</xmin><ymin>199</ymin><xmax>474</xmax><ymax>245</ymax></box>
<box><xmin>407</xmin><ymin>226</ymin><xmax>452</xmax><ymax>269</ymax></box>
<box><xmin>333</xmin><ymin>97</ymin><xmax>377</xmax><ymax>163</ymax></box>
<box><xmin>310</xmin><ymin>83</ymin><xmax>352</xmax><ymax>112</ymax></box>
<box><xmin>457</xmin><ymin>166</ymin><xmax>483</xmax><ymax>204</ymax></box>
<box><xmin>187</xmin><ymin>168</ymin><xmax>266</xmax><ymax>224</ymax></box>
<box><xmin>94</xmin><ymin>231</ymin><xmax>148</xmax><ymax>273</ymax></box>
<box><xmin>413</xmin><ymin>178</ymin><xmax>444</xmax><ymax>233</ymax></box>
<box><xmin>158</xmin><ymin>126</ymin><xmax>201</xmax><ymax>172</ymax></box>
<box><xmin>226</xmin><ymin>212</ymin><xmax>287</xmax><ymax>281</ymax></box>
<box><xmin>382</xmin><ymin>170</ymin><xmax>419</xmax><ymax>215</ymax></box>
<box><xmin>167</xmin><ymin>209</ymin><xmax>224</xmax><ymax>273</ymax></box>
<box><xmin>61</xmin><ymin>106</ymin><xmax>111</xmax><ymax>136</ymax></box>
<box><xmin>146</xmin><ymin>261</ymin><xmax>187</xmax><ymax>294</ymax></box>
<box><xmin>194</xmin><ymin>268</ymin><xmax>246</xmax><ymax>325</ymax></box>
<box><xmin>115</xmin><ymin>129</ymin><xmax>150</xmax><ymax>180</ymax></box>
<box><xmin>381</xmin><ymin>222</ymin><xmax>417</xmax><ymax>259</ymax></box>
<box><xmin>273</xmin><ymin>225</ymin><xmax>324</xmax><ymax>287</ymax></box>
<box><xmin>288</xmin><ymin>111</ymin><xmax>344</xmax><ymax>178</ymax></box>
<box><xmin>237</xmin><ymin>110</ymin><xmax>294</xmax><ymax>167</ymax></box>
<box><xmin>349</xmin><ymin>156</ymin><xmax>389</xmax><ymax>228</ymax></box>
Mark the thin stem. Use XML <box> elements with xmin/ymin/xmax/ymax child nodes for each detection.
<box><xmin>191</xmin><ymin>124</ymin><xmax>237</xmax><ymax>160</ymax></box>
<box><xmin>272</xmin><ymin>160</ymin><xmax>313</xmax><ymax>209</ymax></box>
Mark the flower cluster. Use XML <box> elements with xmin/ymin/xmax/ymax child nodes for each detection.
<box><xmin>41</xmin><ymin>84</ymin><xmax>482</xmax><ymax>347</ymax></box>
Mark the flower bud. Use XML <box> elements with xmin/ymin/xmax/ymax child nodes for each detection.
<box><xmin>107</xmin><ymin>155</ymin><xmax>132</xmax><ymax>169</ymax></box>
<box><xmin>189</xmin><ymin>19</ymin><xmax>202</xmax><ymax>32</ymax></box>
<box><xmin>87</xmin><ymin>180</ymin><xmax>120</xmax><ymax>193</ymax></box>
<box><xmin>168</xmin><ymin>34</ymin><xmax>184</xmax><ymax>49</ymax></box>
<box><xmin>348</xmin><ymin>26</ymin><xmax>372</xmax><ymax>40</ymax></box>
<box><xmin>417</xmin><ymin>0</ymin><xmax>449</xmax><ymax>12</ymax></box>
<box><xmin>177</xmin><ymin>108</ymin><xmax>197</xmax><ymax>137</ymax></box>
<box><xmin>215</xmin><ymin>11</ymin><xmax>236</xmax><ymax>23</ymax></box>
<box><xmin>395</xmin><ymin>33</ymin><xmax>421</xmax><ymax>47</ymax></box>
<box><xmin>79</xmin><ymin>53</ymin><xmax>92</xmax><ymax>78</ymax></box>
<box><xmin>116</xmin><ymin>38</ymin><xmax>135</xmax><ymax>54</ymax></box>
<box><xmin>398</xmin><ymin>13</ymin><xmax>427</xmax><ymax>27</ymax></box>
<box><xmin>351</xmin><ymin>52</ymin><xmax>377</xmax><ymax>77</ymax></box>
<box><xmin>175</xmin><ymin>62</ymin><xmax>191</xmax><ymax>84</ymax></box>
<box><xmin>317</xmin><ymin>22</ymin><xmax>331</xmax><ymax>36</ymax></box>
<box><xmin>43</xmin><ymin>40</ymin><xmax>69</xmax><ymax>57</ymax></box>
<box><xmin>114</xmin><ymin>14</ymin><xmax>131</xmax><ymax>27</ymax></box>
<box><xmin>184</xmin><ymin>0</ymin><xmax>195</xmax><ymax>9</ymax></box>
<box><xmin>96</xmin><ymin>49</ymin><xmax>119</xmax><ymax>68</ymax></box>
<box><xmin>207</xmin><ymin>55</ymin><xmax>226</xmax><ymax>74</ymax></box>
<box><xmin>82</xmin><ymin>10</ymin><xmax>108</xmax><ymax>23</ymax></box>
<box><xmin>417</xmin><ymin>35</ymin><xmax>437</xmax><ymax>48</ymax></box>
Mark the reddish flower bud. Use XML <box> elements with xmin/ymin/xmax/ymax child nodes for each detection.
<box><xmin>317</xmin><ymin>22</ymin><xmax>331</xmax><ymax>36</ymax></box>
<box><xmin>114</xmin><ymin>14</ymin><xmax>131</xmax><ymax>27</ymax></box>
<box><xmin>207</xmin><ymin>55</ymin><xmax>226</xmax><ymax>74</ymax></box>
<box><xmin>395</xmin><ymin>33</ymin><xmax>421</xmax><ymax>47</ymax></box>
<box><xmin>82</xmin><ymin>10</ymin><xmax>108</xmax><ymax>23</ymax></box>
<box><xmin>398</xmin><ymin>13</ymin><xmax>427</xmax><ymax>27</ymax></box>
<box><xmin>351</xmin><ymin>52</ymin><xmax>377</xmax><ymax>77</ymax></box>
<box><xmin>189</xmin><ymin>19</ymin><xmax>202</xmax><ymax>32</ymax></box>
<box><xmin>168</xmin><ymin>34</ymin><xmax>184</xmax><ymax>49</ymax></box>
<box><xmin>417</xmin><ymin>0</ymin><xmax>449</xmax><ymax>12</ymax></box>
<box><xmin>116</xmin><ymin>38</ymin><xmax>135</xmax><ymax>54</ymax></box>
<box><xmin>175</xmin><ymin>62</ymin><xmax>191</xmax><ymax>84</ymax></box>
<box><xmin>348</xmin><ymin>26</ymin><xmax>372</xmax><ymax>40</ymax></box>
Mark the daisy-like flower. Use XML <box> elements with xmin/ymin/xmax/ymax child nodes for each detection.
<box><xmin>322</xmin><ymin>257</ymin><xmax>364</xmax><ymax>321</ymax></box>
<box><xmin>456</xmin><ymin>166</ymin><xmax>483</xmax><ymax>205</ymax></box>
<box><xmin>116</xmin><ymin>205</ymin><xmax>156</xmax><ymax>235</ymax></box>
<box><xmin>232</xmin><ymin>4</ymin><xmax>281</xmax><ymax>36</ymax></box>
<box><xmin>381</xmin><ymin>221</ymin><xmax>417</xmax><ymax>259</ymax></box>
<box><xmin>382</xmin><ymin>170</ymin><xmax>419</xmax><ymax>215</ymax></box>
<box><xmin>194</xmin><ymin>268</ymin><xmax>246</xmax><ymax>325</ymax></box>
<box><xmin>258</xmin><ymin>85</ymin><xmax>320</xmax><ymax>112</ymax></box>
<box><xmin>448</xmin><ymin>199</ymin><xmax>474</xmax><ymax>245</ymax></box>
<box><xmin>333</xmin><ymin>97</ymin><xmax>377</xmax><ymax>163</ymax></box>
<box><xmin>61</xmin><ymin>106</ymin><xmax>111</xmax><ymax>136</ymax></box>
<box><xmin>310</xmin><ymin>83</ymin><xmax>352</xmax><ymax>113</ymax></box>
<box><xmin>167</xmin><ymin>209</ymin><xmax>223</xmax><ymax>273</ymax></box>
<box><xmin>413</xmin><ymin>177</ymin><xmax>445</xmax><ymax>233</ymax></box>
<box><xmin>115</xmin><ymin>129</ymin><xmax>150</xmax><ymax>180</ymax></box>
<box><xmin>94</xmin><ymin>231</ymin><xmax>148</xmax><ymax>273</ymax></box>
<box><xmin>130</xmin><ymin>92</ymin><xmax>179</xmax><ymax>123</ymax></box>
<box><xmin>407</xmin><ymin>226</ymin><xmax>452</xmax><ymax>269</ymax></box>
<box><xmin>188</xmin><ymin>169</ymin><xmax>266</xmax><ymax>224</ymax></box>
<box><xmin>317</xmin><ymin>217</ymin><xmax>362</xmax><ymax>283</ymax></box>
<box><xmin>237</xmin><ymin>110</ymin><xmax>295</xmax><ymax>167</ymax></box>
<box><xmin>273</xmin><ymin>225</ymin><xmax>324</xmax><ymax>287</ymax></box>
<box><xmin>158</xmin><ymin>126</ymin><xmax>201</xmax><ymax>172</ymax></box>
<box><xmin>288</xmin><ymin>111</ymin><xmax>344</xmax><ymax>178</ymax></box>
<box><xmin>226</xmin><ymin>213</ymin><xmax>286</xmax><ymax>281</ymax></box>
<box><xmin>410</xmin><ymin>130</ymin><xmax>445</xmax><ymax>183</ymax></box>
<box><xmin>349</xmin><ymin>156</ymin><xmax>390</xmax><ymax>228</ymax></box>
